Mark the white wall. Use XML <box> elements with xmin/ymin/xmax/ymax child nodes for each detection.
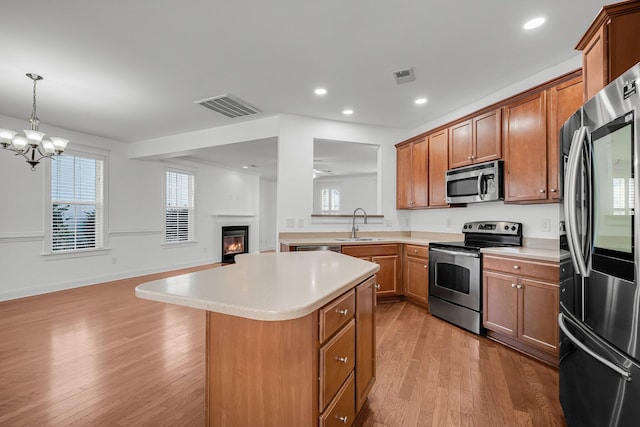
<box><xmin>0</xmin><ymin>113</ymin><xmax>260</xmax><ymax>301</ymax></box>
<box><xmin>259</xmin><ymin>178</ymin><xmax>277</xmax><ymax>251</ymax></box>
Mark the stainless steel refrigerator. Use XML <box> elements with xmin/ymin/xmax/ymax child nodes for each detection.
<box><xmin>559</xmin><ymin>63</ymin><xmax>640</xmax><ymax>427</ymax></box>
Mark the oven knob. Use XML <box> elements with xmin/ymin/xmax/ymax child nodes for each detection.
<box><xmin>504</xmin><ymin>225</ymin><xmax>509</xmax><ymax>230</ymax></box>
<box><xmin>511</xmin><ymin>226</ymin><xmax>516</xmax><ymax>231</ymax></box>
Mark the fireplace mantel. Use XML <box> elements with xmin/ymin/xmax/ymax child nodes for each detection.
<box><xmin>211</xmin><ymin>213</ymin><xmax>256</xmax><ymax>218</ymax></box>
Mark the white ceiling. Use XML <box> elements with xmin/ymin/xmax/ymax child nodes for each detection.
<box><xmin>1</xmin><ymin>1</ymin><xmax>605</xmax><ymax>176</ymax></box>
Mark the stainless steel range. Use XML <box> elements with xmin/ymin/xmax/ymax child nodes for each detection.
<box><xmin>428</xmin><ymin>221</ymin><xmax>522</xmax><ymax>334</ymax></box>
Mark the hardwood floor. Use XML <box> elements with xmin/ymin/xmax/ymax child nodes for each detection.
<box><xmin>0</xmin><ymin>269</ymin><xmax>566</xmax><ymax>426</ymax></box>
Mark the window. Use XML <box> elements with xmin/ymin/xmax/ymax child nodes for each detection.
<box><xmin>50</xmin><ymin>154</ymin><xmax>104</xmax><ymax>252</ymax></box>
<box><xmin>165</xmin><ymin>170</ymin><xmax>195</xmax><ymax>242</ymax></box>
<box><xmin>321</xmin><ymin>187</ymin><xmax>341</xmax><ymax>213</ymax></box>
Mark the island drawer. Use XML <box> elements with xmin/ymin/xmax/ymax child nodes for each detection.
<box><xmin>483</xmin><ymin>255</ymin><xmax>558</xmax><ymax>282</ymax></box>
<box><xmin>341</xmin><ymin>244</ymin><xmax>399</xmax><ymax>257</ymax></box>
<box><xmin>319</xmin><ymin>371</ymin><xmax>355</xmax><ymax>427</ymax></box>
<box><xmin>319</xmin><ymin>319</ymin><xmax>355</xmax><ymax>411</ymax></box>
<box><xmin>319</xmin><ymin>289</ymin><xmax>356</xmax><ymax>342</ymax></box>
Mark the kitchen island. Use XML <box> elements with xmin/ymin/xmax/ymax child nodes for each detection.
<box><xmin>136</xmin><ymin>251</ymin><xmax>379</xmax><ymax>426</ymax></box>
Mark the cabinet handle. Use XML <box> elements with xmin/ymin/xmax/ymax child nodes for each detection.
<box><xmin>335</xmin><ymin>308</ymin><xmax>349</xmax><ymax>316</ymax></box>
<box><xmin>550</xmin><ymin>188</ymin><xmax>557</xmax><ymax>193</ymax></box>
<box><xmin>511</xmin><ymin>283</ymin><xmax>517</xmax><ymax>288</ymax></box>
<box><xmin>517</xmin><ymin>284</ymin><xmax>523</xmax><ymax>289</ymax></box>
<box><xmin>414</xmin><ymin>249</ymin><xmax>418</xmax><ymax>253</ymax></box>
<box><xmin>336</xmin><ymin>415</ymin><xmax>348</xmax><ymax>423</ymax></box>
<box><xmin>539</xmin><ymin>189</ymin><xmax>546</xmax><ymax>193</ymax></box>
<box><xmin>424</xmin><ymin>265</ymin><xmax>427</xmax><ymax>269</ymax></box>
<box><xmin>335</xmin><ymin>356</ymin><xmax>348</xmax><ymax>364</ymax></box>
<box><xmin>513</xmin><ymin>265</ymin><xmax>520</xmax><ymax>270</ymax></box>
<box><xmin>467</xmin><ymin>156</ymin><xmax>472</xmax><ymax>160</ymax></box>
<box><xmin>375</xmin><ymin>283</ymin><xmax>381</xmax><ymax>290</ymax></box>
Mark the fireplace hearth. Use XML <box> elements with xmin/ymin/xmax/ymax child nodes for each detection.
<box><xmin>221</xmin><ymin>226</ymin><xmax>249</xmax><ymax>263</ymax></box>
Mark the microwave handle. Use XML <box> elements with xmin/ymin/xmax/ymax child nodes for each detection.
<box><xmin>477</xmin><ymin>172</ymin><xmax>485</xmax><ymax>200</ymax></box>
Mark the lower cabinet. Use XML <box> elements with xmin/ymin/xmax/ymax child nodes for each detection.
<box><xmin>483</xmin><ymin>254</ymin><xmax>560</xmax><ymax>365</ymax></box>
<box><xmin>206</xmin><ymin>275</ymin><xmax>376</xmax><ymax>426</ymax></box>
<box><xmin>318</xmin><ymin>275</ymin><xmax>376</xmax><ymax>426</ymax></box>
<box><xmin>403</xmin><ymin>244</ymin><xmax>429</xmax><ymax>308</ymax></box>
<box><xmin>342</xmin><ymin>244</ymin><xmax>400</xmax><ymax>297</ymax></box>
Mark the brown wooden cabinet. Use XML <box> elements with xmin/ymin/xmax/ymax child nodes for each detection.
<box><xmin>396</xmin><ymin>137</ymin><xmax>428</xmax><ymax>209</ymax></box>
<box><xmin>503</xmin><ymin>76</ymin><xmax>583</xmax><ymax>203</ymax></box>
<box><xmin>341</xmin><ymin>244</ymin><xmax>400</xmax><ymax>297</ymax></box>
<box><xmin>577</xmin><ymin>0</ymin><xmax>640</xmax><ymax>101</ymax></box>
<box><xmin>449</xmin><ymin>109</ymin><xmax>501</xmax><ymax>169</ymax></box>
<box><xmin>428</xmin><ymin>129</ymin><xmax>449</xmax><ymax>207</ymax></box>
<box><xmin>503</xmin><ymin>91</ymin><xmax>548</xmax><ymax>202</ymax></box>
<box><xmin>403</xmin><ymin>244</ymin><xmax>429</xmax><ymax>308</ymax></box>
<box><xmin>206</xmin><ymin>274</ymin><xmax>376</xmax><ymax>426</ymax></box>
<box><xmin>483</xmin><ymin>254</ymin><xmax>560</xmax><ymax>365</ymax></box>
<box><xmin>355</xmin><ymin>276</ymin><xmax>376</xmax><ymax>412</ymax></box>
<box><xmin>547</xmin><ymin>76</ymin><xmax>583</xmax><ymax>200</ymax></box>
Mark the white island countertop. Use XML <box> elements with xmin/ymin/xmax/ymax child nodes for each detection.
<box><xmin>135</xmin><ymin>251</ymin><xmax>379</xmax><ymax>321</ymax></box>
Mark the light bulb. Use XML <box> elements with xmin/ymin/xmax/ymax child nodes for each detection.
<box><xmin>24</xmin><ymin>130</ymin><xmax>45</xmax><ymax>146</ymax></box>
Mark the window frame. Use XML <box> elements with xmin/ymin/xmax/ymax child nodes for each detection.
<box><xmin>164</xmin><ymin>167</ymin><xmax>196</xmax><ymax>244</ymax></box>
<box><xmin>43</xmin><ymin>146</ymin><xmax>109</xmax><ymax>257</ymax></box>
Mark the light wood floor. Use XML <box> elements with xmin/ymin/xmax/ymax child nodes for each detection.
<box><xmin>0</xmin><ymin>267</ymin><xmax>566</xmax><ymax>426</ymax></box>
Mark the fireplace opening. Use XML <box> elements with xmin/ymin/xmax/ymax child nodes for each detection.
<box><xmin>221</xmin><ymin>226</ymin><xmax>249</xmax><ymax>264</ymax></box>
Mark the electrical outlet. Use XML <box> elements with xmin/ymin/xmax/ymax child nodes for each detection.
<box><xmin>286</xmin><ymin>218</ymin><xmax>295</xmax><ymax>228</ymax></box>
<box><xmin>297</xmin><ymin>219</ymin><xmax>304</xmax><ymax>228</ymax></box>
<box><xmin>541</xmin><ymin>218</ymin><xmax>551</xmax><ymax>232</ymax></box>
<box><xmin>111</xmin><ymin>257</ymin><xmax>117</xmax><ymax>264</ymax></box>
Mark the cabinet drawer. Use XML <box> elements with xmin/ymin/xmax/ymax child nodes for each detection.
<box><xmin>483</xmin><ymin>255</ymin><xmax>559</xmax><ymax>282</ymax></box>
<box><xmin>319</xmin><ymin>320</ymin><xmax>355</xmax><ymax>411</ymax></box>
<box><xmin>342</xmin><ymin>244</ymin><xmax>399</xmax><ymax>258</ymax></box>
<box><xmin>405</xmin><ymin>244</ymin><xmax>429</xmax><ymax>258</ymax></box>
<box><xmin>319</xmin><ymin>371</ymin><xmax>355</xmax><ymax>427</ymax></box>
<box><xmin>320</xmin><ymin>290</ymin><xmax>356</xmax><ymax>343</ymax></box>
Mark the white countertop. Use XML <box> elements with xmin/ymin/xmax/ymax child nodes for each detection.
<box><xmin>280</xmin><ymin>236</ymin><xmax>561</xmax><ymax>262</ymax></box>
<box><xmin>135</xmin><ymin>251</ymin><xmax>379</xmax><ymax>321</ymax></box>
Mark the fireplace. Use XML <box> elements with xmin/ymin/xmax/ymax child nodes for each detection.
<box><xmin>221</xmin><ymin>226</ymin><xmax>249</xmax><ymax>263</ymax></box>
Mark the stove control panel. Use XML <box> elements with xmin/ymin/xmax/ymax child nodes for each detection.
<box><xmin>462</xmin><ymin>221</ymin><xmax>522</xmax><ymax>236</ymax></box>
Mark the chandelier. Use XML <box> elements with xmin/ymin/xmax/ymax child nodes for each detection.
<box><xmin>0</xmin><ymin>73</ymin><xmax>69</xmax><ymax>171</ymax></box>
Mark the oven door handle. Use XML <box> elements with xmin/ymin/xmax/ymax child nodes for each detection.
<box><xmin>429</xmin><ymin>248</ymin><xmax>479</xmax><ymax>258</ymax></box>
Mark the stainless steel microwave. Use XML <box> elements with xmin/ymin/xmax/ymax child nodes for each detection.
<box><xmin>445</xmin><ymin>160</ymin><xmax>504</xmax><ymax>204</ymax></box>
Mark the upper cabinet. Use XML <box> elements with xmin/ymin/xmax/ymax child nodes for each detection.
<box><xmin>503</xmin><ymin>92</ymin><xmax>548</xmax><ymax>202</ymax></box>
<box><xmin>449</xmin><ymin>109</ymin><xmax>502</xmax><ymax>169</ymax></box>
<box><xmin>547</xmin><ymin>76</ymin><xmax>584</xmax><ymax>200</ymax></box>
<box><xmin>504</xmin><ymin>76</ymin><xmax>583</xmax><ymax>203</ymax></box>
<box><xmin>396</xmin><ymin>137</ymin><xmax>428</xmax><ymax>209</ymax></box>
<box><xmin>428</xmin><ymin>129</ymin><xmax>449</xmax><ymax>208</ymax></box>
<box><xmin>576</xmin><ymin>0</ymin><xmax>640</xmax><ymax>101</ymax></box>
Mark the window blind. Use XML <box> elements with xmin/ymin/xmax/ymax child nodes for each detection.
<box><xmin>166</xmin><ymin>171</ymin><xmax>195</xmax><ymax>242</ymax></box>
<box><xmin>51</xmin><ymin>155</ymin><xmax>104</xmax><ymax>251</ymax></box>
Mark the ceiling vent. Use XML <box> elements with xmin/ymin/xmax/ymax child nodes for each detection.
<box><xmin>195</xmin><ymin>94</ymin><xmax>261</xmax><ymax>118</ymax></box>
<box><xmin>393</xmin><ymin>67</ymin><xmax>415</xmax><ymax>84</ymax></box>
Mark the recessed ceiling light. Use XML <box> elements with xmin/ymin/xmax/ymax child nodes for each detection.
<box><xmin>242</xmin><ymin>166</ymin><xmax>249</xmax><ymax>169</ymax></box>
<box><xmin>314</xmin><ymin>88</ymin><xmax>327</xmax><ymax>95</ymax></box>
<box><xmin>415</xmin><ymin>98</ymin><xmax>427</xmax><ymax>105</ymax></box>
<box><xmin>342</xmin><ymin>109</ymin><xmax>354</xmax><ymax>115</ymax></box>
<box><xmin>523</xmin><ymin>17</ymin><xmax>546</xmax><ymax>30</ymax></box>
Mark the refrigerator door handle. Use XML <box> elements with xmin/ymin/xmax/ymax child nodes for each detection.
<box><xmin>559</xmin><ymin>312</ymin><xmax>631</xmax><ymax>381</ymax></box>
<box><xmin>563</xmin><ymin>126</ymin><xmax>589</xmax><ymax>277</ymax></box>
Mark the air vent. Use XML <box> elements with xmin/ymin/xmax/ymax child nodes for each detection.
<box><xmin>393</xmin><ymin>67</ymin><xmax>415</xmax><ymax>84</ymax></box>
<box><xmin>195</xmin><ymin>94</ymin><xmax>261</xmax><ymax>118</ymax></box>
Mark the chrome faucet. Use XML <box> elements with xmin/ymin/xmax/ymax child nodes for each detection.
<box><xmin>351</xmin><ymin>208</ymin><xmax>368</xmax><ymax>239</ymax></box>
